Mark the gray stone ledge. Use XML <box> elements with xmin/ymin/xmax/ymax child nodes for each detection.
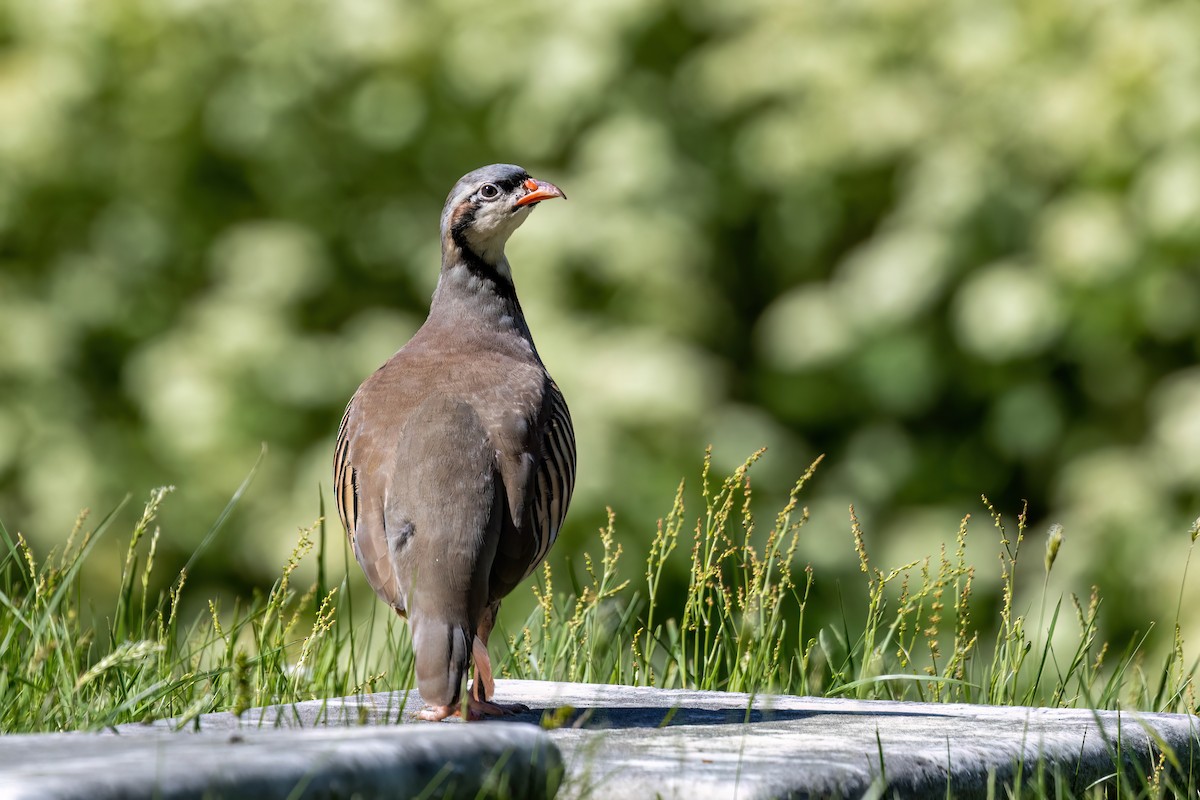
<box><xmin>0</xmin><ymin>722</ymin><xmax>559</xmax><ymax>800</ymax></box>
<box><xmin>512</xmin><ymin>681</ymin><xmax>1200</xmax><ymax>798</ymax></box>
<box><xmin>2</xmin><ymin>680</ymin><xmax>1197</xmax><ymax>799</ymax></box>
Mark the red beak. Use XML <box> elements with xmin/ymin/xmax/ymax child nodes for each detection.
<box><xmin>514</xmin><ymin>177</ymin><xmax>566</xmax><ymax>207</ymax></box>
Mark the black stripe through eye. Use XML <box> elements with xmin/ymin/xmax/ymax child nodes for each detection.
<box><xmin>495</xmin><ymin>174</ymin><xmax>527</xmax><ymax>194</ymax></box>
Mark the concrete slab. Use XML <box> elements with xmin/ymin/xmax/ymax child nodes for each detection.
<box><xmin>509</xmin><ymin>681</ymin><xmax>1200</xmax><ymax>798</ymax></box>
<box><xmin>3</xmin><ymin>680</ymin><xmax>1197</xmax><ymax>799</ymax></box>
<box><xmin>0</xmin><ymin>722</ymin><xmax>559</xmax><ymax>800</ymax></box>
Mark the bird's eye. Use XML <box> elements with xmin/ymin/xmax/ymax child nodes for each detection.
<box><xmin>479</xmin><ymin>183</ymin><xmax>500</xmax><ymax>200</ymax></box>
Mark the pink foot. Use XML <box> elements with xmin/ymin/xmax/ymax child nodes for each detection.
<box><xmin>418</xmin><ymin>704</ymin><xmax>456</xmax><ymax>722</ymax></box>
<box><xmin>418</xmin><ymin>697</ymin><xmax>530</xmax><ymax>722</ymax></box>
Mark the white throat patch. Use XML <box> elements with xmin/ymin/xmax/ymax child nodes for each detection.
<box><xmin>464</xmin><ymin>201</ymin><xmax>533</xmax><ymax>265</ymax></box>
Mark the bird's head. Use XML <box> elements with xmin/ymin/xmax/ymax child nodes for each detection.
<box><xmin>440</xmin><ymin>164</ymin><xmax>566</xmax><ymax>266</ymax></box>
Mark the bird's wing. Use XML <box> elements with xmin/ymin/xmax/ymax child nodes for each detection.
<box><xmin>333</xmin><ymin>402</ymin><xmax>360</xmax><ymax>546</ymax></box>
<box><xmin>488</xmin><ymin>375</ymin><xmax>575</xmax><ymax>601</ymax></box>
<box><xmin>334</xmin><ymin>392</ymin><xmax>408</xmax><ymax>612</ymax></box>
<box><xmin>526</xmin><ymin>377</ymin><xmax>575</xmax><ymax>577</ymax></box>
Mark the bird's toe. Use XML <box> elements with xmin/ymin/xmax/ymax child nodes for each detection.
<box><xmin>468</xmin><ymin>698</ymin><xmax>529</xmax><ymax>718</ymax></box>
<box><xmin>418</xmin><ymin>705</ymin><xmax>457</xmax><ymax>722</ymax></box>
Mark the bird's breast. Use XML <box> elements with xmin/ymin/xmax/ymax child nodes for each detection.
<box><xmin>361</xmin><ymin>347</ymin><xmax>546</xmax><ymax>444</ymax></box>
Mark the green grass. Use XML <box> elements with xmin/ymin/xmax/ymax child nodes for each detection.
<box><xmin>504</xmin><ymin>450</ymin><xmax>1198</xmax><ymax>715</ymax></box>
<box><xmin>0</xmin><ymin>462</ymin><xmax>413</xmax><ymax>733</ymax></box>
<box><xmin>1</xmin><ymin>450</ymin><xmax>1197</xmax><ymax>797</ymax></box>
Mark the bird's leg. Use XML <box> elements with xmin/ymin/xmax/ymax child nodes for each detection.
<box><xmin>417</xmin><ymin>664</ymin><xmax>509</xmax><ymax>722</ymax></box>
<box><xmin>471</xmin><ymin>634</ymin><xmax>496</xmax><ymax>701</ymax></box>
<box><xmin>417</xmin><ymin>609</ymin><xmax>526</xmax><ymax>722</ymax></box>
<box><xmin>465</xmin><ymin>603</ymin><xmax>528</xmax><ymax>716</ymax></box>
<box><xmin>463</xmin><ymin>655</ymin><xmax>528</xmax><ymax>718</ymax></box>
<box><xmin>470</xmin><ymin>603</ymin><xmax>499</xmax><ymax>702</ymax></box>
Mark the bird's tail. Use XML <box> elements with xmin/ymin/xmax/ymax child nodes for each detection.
<box><xmin>410</xmin><ymin>615</ymin><xmax>472</xmax><ymax>707</ymax></box>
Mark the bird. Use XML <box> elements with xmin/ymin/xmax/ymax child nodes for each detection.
<box><xmin>333</xmin><ymin>164</ymin><xmax>575</xmax><ymax>721</ymax></box>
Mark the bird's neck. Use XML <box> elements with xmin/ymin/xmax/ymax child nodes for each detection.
<box><xmin>430</xmin><ymin>237</ymin><xmax>536</xmax><ymax>346</ymax></box>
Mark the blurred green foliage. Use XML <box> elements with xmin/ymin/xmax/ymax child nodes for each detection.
<box><xmin>1</xmin><ymin>0</ymin><xmax>1199</xmax><ymax>649</ymax></box>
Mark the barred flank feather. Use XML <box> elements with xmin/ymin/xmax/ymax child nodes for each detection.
<box><xmin>528</xmin><ymin>380</ymin><xmax>575</xmax><ymax>579</ymax></box>
<box><xmin>333</xmin><ymin>404</ymin><xmax>359</xmax><ymax>543</ymax></box>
